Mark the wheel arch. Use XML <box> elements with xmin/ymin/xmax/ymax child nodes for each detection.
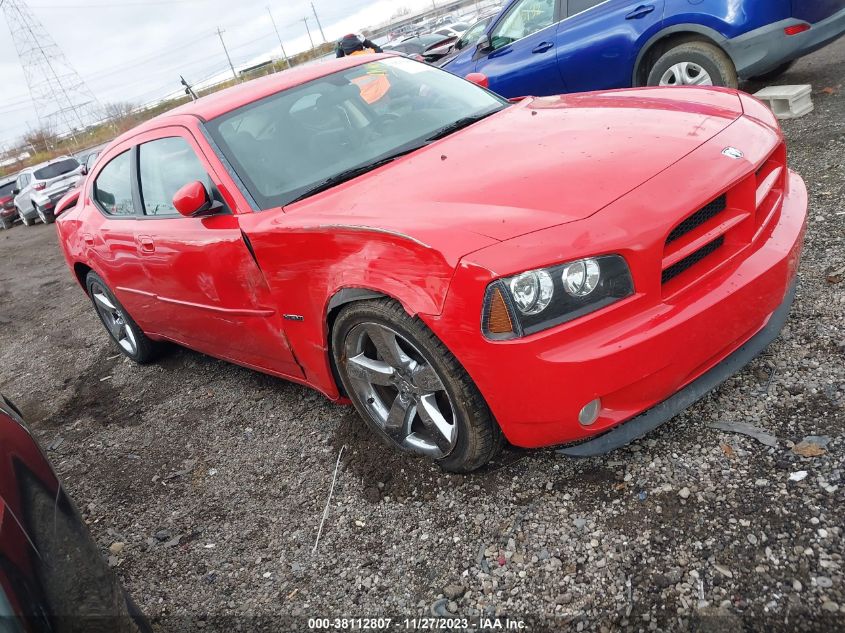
<box><xmin>72</xmin><ymin>262</ymin><xmax>93</xmax><ymax>289</ymax></box>
<box><xmin>323</xmin><ymin>287</ymin><xmax>410</xmax><ymax>398</ymax></box>
<box><xmin>633</xmin><ymin>24</ymin><xmax>731</xmax><ymax>86</ymax></box>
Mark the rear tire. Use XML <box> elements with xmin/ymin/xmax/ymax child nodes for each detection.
<box><xmin>750</xmin><ymin>61</ymin><xmax>794</xmax><ymax>82</ymax></box>
<box><xmin>85</xmin><ymin>271</ymin><xmax>160</xmax><ymax>364</ymax></box>
<box><xmin>35</xmin><ymin>204</ymin><xmax>54</xmax><ymax>225</ymax></box>
<box><xmin>647</xmin><ymin>41</ymin><xmax>738</xmax><ymax>88</ymax></box>
<box><xmin>332</xmin><ymin>298</ymin><xmax>504</xmax><ymax>473</ymax></box>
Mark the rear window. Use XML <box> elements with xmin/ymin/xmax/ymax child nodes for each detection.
<box><xmin>33</xmin><ymin>158</ymin><xmax>79</xmax><ymax>180</ymax></box>
<box><xmin>0</xmin><ymin>182</ymin><xmax>15</xmax><ymax>197</ymax></box>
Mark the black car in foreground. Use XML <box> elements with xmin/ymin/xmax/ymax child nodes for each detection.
<box><xmin>0</xmin><ymin>393</ymin><xmax>149</xmax><ymax>632</ymax></box>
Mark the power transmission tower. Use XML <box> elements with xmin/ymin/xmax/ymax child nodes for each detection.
<box><xmin>215</xmin><ymin>27</ymin><xmax>239</xmax><ymax>81</ymax></box>
<box><xmin>0</xmin><ymin>0</ymin><xmax>102</xmax><ymax>143</ymax></box>
<box><xmin>311</xmin><ymin>2</ymin><xmax>326</xmax><ymax>43</ymax></box>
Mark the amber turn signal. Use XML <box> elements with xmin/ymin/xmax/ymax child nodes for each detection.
<box><xmin>487</xmin><ymin>286</ymin><xmax>515</xmax><ymax>335</ymax></box>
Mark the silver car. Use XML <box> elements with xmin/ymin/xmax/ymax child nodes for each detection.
<box><xmin>13</xmin><ymin>156</ymin><xmax>84</xmax><ymax>226</ymax></box>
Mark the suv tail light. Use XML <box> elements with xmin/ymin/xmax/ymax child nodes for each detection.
<box><xmin>33</xmin><ymin>182</ymin><xmax>46</xmax><ymax>191</ymax></box>
<box><xmin>784</xmin><ymin>23</ymin><xmax>810</xmax><ymax>36</ymax></box>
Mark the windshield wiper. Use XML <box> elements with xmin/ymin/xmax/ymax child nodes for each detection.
<box><xmin>285</xmin><ymin>109</ymin><xmax>503</xmax><ymax>205</ymax></box>
<box><xmin>425</xmin><ymin>109</ymin><xmax>502</xmax><ymax>143</ymax></box>
<box><xmin>285</xmin><ymin>146</ymin><xmax>423</xmax><ymax>205</ymax></box>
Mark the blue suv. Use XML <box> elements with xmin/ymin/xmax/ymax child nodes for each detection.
<box><xmin>441</xmin><ymin>0</ymin><xmax>845</xmax><ymax>97</ymax></box>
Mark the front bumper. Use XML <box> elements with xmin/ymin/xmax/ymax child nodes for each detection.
<box><xmin>727</xmin><ymin>11</ymin><xmax>845</xmax><ymax>78</ymax></box>
<box><xmin>558</xmin><ymin>279</ymin><xmax>795</xmax><ymax>456</ymax></box>
<box><xmin>425</xmin><ymin>166</ymin><xmax>807</xmax><ymax>450</ymax></box>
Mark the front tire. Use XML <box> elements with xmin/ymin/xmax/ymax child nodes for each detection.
<box><xmin>332</xmin><ymin>299</ymin><xmax>503</xmax><ymax>473</ymax></box>
<box><xmin>85</xmin><ymin>271</ymin><xmax>159</xmax><ymax>364</ymax></box>
<box><xmin>18</xmin><ymin>208</ymin><xmax>33</xmax><ymax>227</ymax></box>
<box><xmin>647</xmin><ymin>41</ymin><xmax>737</xmax><ymax>88</ymax></box>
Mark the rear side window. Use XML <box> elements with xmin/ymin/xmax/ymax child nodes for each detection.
<box><xmin>94</xmin><ymin>151</ymin><xmax>134</xmax><ymax>216</ymax></box>
<box><xmin>33</xmin><ymin>158</ymin><xmax>79</xmax><ymax>180</ymax></box>
<box><xmin>138</xmin><ymin>136</ymin><xmax>210</xmax><ymax>216</ymax></box>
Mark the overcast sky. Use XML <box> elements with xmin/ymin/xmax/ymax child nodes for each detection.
<box><xmin>0</xmin><ymin>0</ymin><xmax>442</xmax><ymax>149</ymax></box>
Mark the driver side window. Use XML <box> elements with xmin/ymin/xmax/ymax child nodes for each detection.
<box><xmin>491</xmin><ymin>0</ymin><xmax>556</xmax><ymax>49</ymax></box>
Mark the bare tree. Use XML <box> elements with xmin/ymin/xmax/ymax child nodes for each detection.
<box><xmin>23</xmin><ymin>124</ymin><xmax>57</xmax><ymax>154</ymax></box>
<box><xmin>103</xmin><ymin>102</ymin><xmax>138</xmax><ymax>124</ymax></box>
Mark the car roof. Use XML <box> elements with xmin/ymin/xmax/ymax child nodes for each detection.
<box><xmin>0</xmin><ymin>176</ymin><xmax>17</xmax><ymax>186</ymax></box>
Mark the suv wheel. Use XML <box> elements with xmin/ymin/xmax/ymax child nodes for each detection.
<box><xmin>18</xmin><ymin>208</ymin><xmax>33</xmax><ymax>227</ymax></box>
<box><xmin>647</xmin><ymin>41</ymin><xmax>737</xmax><ymax>88</ymax></box>
<box><xmin>35</xmin><ymin>204</ymin><xmax>54</xmax><ymax>225</ymax></box>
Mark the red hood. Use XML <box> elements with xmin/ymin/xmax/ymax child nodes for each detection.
<box><xmin>288</xmin><ymin>87</ymin><xmax>744</xmax><ymax>244</ymax></box>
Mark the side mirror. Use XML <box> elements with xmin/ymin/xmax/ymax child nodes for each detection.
<box><xmin>466</xmin><ymin>72</ymin><xmax>490</xmax><ymax>89</ymax></box>
<box><xmin>55</xmin><ymin>188</ymin><xmax>80</xmax><ymax>218</ymax></box>
<box><xmin>80</xmin><ymin>165</ymin><xmax>88</xmax><ymax>176</ymax></box>
<box><xmin>173</xmin><ymin>180</ymin><xmax>212</xmax><ymax>217</ymax></box>
<box><xmin>12</xmin><ymin>188</ymin><xmax>19</xmax><ymax>195</ymax></box>
<box><xmin>476</xmin><ymin>33</ymin><xmax>493</xmax><ymax>52</ymax></box>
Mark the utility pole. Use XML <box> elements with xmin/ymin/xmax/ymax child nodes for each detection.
<box><xmin>302</xmin><ymin>17</ymin><xmax>315</xmax><ymax>50</ymax></box>
<box><xmin>311</xmin><ymin>2</ymin><xmax>327</xmax><ymax>43</ymax></box>
<box><xmin>267</xmin><ymin>7</ymin><xmax>291</xmax><ymax>68</ymax></box>
<box><xmin>215</xmin><ymin>27</ymin><xmax>238</xmax><ymax>81</ymax></box>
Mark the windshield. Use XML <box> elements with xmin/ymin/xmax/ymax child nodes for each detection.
<box><xmin>33</xmin><ymin>158</ymin><xmax>79</xmax><ymax>181</ymax></box>
<box><xmin>207</xmin><ymin>57</ymin><xmax>505</xmax><ymax>209</ymax></box>
<box><xmin>0</xmin><ymin>182</ymin><xmax>15</xmax><ymax>197</ymax></box>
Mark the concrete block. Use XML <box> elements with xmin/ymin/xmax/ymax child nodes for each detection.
<box><xmin>753</xmin><ymin>85</ymin><xmax>814</xmax><ymax>120</ymax></box>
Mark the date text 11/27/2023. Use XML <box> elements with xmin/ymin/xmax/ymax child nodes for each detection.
<box><xmin>308</xmin><ymin>617</ymin><xmax>528</xmax><ymax>630</ymax></box>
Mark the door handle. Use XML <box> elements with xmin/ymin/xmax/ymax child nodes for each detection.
<box><xmin>626</xmin><ymin>4</ymin><xmax>655</xmax><ymax>19</ymax></box>
<box><xmin>138</xmin><ymin>235</ymin><xmax>155</xmax><ymax>253</ymax></box>
<box><xmin>532</xmin><ymin>41</ymin><xmax>554</xmax><ymax>54</ymax></box>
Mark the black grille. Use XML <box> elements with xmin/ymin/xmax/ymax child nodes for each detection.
<box><xmin>666</xmin><ymin>195</ymin><xmax>727</xmax><ymax>244</ymax></box>
<box><xmin>662</xmin><ymin>236</ymin><xmax>725</xmax><ymax>284</ymax></box>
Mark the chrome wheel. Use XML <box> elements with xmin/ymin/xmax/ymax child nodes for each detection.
<box><xmin>91</xmin><ymin>283</ymin><xmax>137</xmax><ymax>355</ymax></box>
<box><xmin>343</xmin><ymin>322</ymin><xmax>457</xmax><ymax>458</ymax></box>
<box><xmin>659</xmin><ymin>62</ymin><xmax>713</xmax><ymax>86</ymax></box>
<box><xmin>36</xmin><ymin>206</ymin><xmax>46</xmax><ymax>224</ymax></box>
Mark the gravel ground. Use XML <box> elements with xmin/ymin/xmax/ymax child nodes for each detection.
<box><xmin>1</xmin><ymin>40</ymin><xmax>843</xmax><ymax>633</ymax></box>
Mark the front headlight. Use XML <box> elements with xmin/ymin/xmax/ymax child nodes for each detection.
<box><xmin>482</xmin><ymin>255</ymin><xmax>634</xmax><ymax>339</ymax></box>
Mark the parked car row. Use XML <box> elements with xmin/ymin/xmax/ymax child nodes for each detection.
<box><xmin>0</xmin><ymin>143</ymin><xmax>105</xmax><ymax>230</ymax></box>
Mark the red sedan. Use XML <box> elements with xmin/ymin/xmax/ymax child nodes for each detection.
<box><xmin>56</xmin><ymin>55</ymin><xmax>806</xmax><ymax>472</ymax></box>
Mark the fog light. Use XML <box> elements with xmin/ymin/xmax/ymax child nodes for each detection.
<box><xmin>578</xmin><ymin>399</ymin><xmax>601</xmax><ymax>426</ymax></box>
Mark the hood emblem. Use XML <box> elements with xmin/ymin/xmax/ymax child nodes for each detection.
<box><xmin>722</xmin><ymin>147</ymin><xmax>744</xmax><ymax>159</ymax></box>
